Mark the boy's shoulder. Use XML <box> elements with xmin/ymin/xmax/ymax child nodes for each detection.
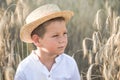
<box><xmin>60</xmin><ymin>53</ymin><xmax>76</xmax><ymax>64</ymax></box>
<box><xmin>62</xmin><ymin>53</ymin><xmax>73</xmax><ymax>59</ymax></box>
<box><xmin>58</xmin><ymin>53</ymin><xmax>78</xmax><ymax>71</ymax></box>
<box><xmin>17</xmin><ymin>53</ymin><xmax>35</xmax><ymax>70</ymax></box>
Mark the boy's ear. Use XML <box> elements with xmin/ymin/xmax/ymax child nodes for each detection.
<box><xmin>31</xmin><ymin>34</ymin><xmax>41</xmax><ymax>47</ymax></box>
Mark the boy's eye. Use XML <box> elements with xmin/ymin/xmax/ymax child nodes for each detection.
<box><xmin>64</xmin><ymin>32</ymin><xmax>67</xmax><ymax>35</ymax></box>
<box><xmin>52</xmin><ymin>35</ymin><xmax>59</xmax><ymax>37</ymax></box>
<box><xmin>52</xmin><ymin>32</ymin><xmax>67</xmax><ymax>38</ymax></box>
<box><xmin>64</xmin><ymin>32</ymin><xmax>68</xmax><ymax>36</ymax></box>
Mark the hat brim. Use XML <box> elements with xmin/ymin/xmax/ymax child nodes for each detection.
<box><xmin>20</xmin><ymin>10</ymin><xmax>74</xmax><ymax>43</ymax></box>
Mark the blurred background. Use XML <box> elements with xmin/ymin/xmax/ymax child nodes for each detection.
<box><xmin>0</xmin><ymin>0</ymin><xmax>120</xmax><ymax>80</ymax></box>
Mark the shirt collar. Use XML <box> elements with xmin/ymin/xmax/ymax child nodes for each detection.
<box><xmin>31</xmin><ymin>49</ymin><xmax>63</xmax><ymax>64</ymax></box>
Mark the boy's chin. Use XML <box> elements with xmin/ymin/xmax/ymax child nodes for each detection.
<box><xmin>57</xmin><ymin>51</ymin><xmax>64</xmax><ymax>55</ymax></box>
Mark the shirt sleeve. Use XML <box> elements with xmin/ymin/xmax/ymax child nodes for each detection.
<box><xmin>14</xmin><ymin>67</ymin><xmax>26</xmax><ymax>80</ymax></box>
<box><xmin>71</xmin><ymin>59</ymin><xmax>81</xmax><ymax>80</ymax></box>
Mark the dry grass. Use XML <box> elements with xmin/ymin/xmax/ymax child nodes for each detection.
<box><xmin>81</xmin><ymin>1</ymin><xmax>120</xmax><ymax>79</ymax></box>
<box><xmin>0</xmin><ymin>0</ymin><xmax>120</xmax><ymax>80</ymax></box>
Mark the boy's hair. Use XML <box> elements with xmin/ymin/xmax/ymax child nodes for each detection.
<box><xmin>31</xmin><ymin>17</ymin><xmax>65</xmax><ymax>38</ymax></box>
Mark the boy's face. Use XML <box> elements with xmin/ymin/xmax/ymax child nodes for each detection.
<box><xmin>39</xmin><ymin>20</ymin><xmax>68</xmax><ymax>56</ymax></box>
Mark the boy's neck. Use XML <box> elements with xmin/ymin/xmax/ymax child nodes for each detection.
<box><xmin>35</xmin><ymin>48</ymin><xmax>58</xmax><ymax>71</ymax></box>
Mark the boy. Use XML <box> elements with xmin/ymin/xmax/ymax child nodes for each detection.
<box><xmin>14</xmin><ymin>4</ymin><xmax>81</xmax><ymax>80</ymax></box>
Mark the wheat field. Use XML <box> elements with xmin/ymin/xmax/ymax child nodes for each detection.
<box><xmin>0</xmin><ymin>0</ymin><xmax>120</xmax><ymax>80</ymax></box>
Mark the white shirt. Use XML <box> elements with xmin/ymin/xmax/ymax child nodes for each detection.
<box><xmin>14</xmin><ymin>50</ymin><xmax>81</xmax><ymax>80</ymax></box>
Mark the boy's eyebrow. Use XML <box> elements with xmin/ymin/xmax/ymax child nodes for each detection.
<box><xmin>51</xmin><ymin>31</ymin><xmax>68</xmax><ymax>34</ymax></box>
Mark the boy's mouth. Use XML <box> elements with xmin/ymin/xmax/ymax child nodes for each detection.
<box><xmin>58</xmin><ymin>46</ymin><xmax>65</xmax><ymax>49</ymax></box>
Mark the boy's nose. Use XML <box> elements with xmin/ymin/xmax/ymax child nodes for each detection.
<box><xmin>58</xmin><ymin>36</ymin><xmax>67</xmax><ymax>43</ymax></box>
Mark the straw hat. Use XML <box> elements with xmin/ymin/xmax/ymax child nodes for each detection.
<box><xmin>20</xmin><ymin>4</ymin><xmax>74</xmax><ymax>43</ymax></box>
